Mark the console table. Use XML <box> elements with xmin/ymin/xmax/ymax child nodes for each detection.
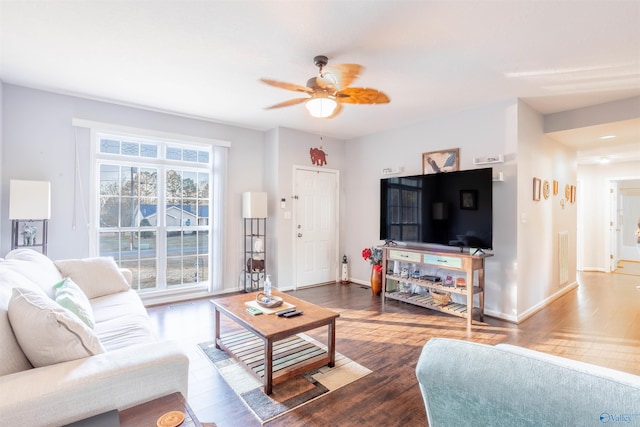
<box><xmin>381</xmin><ymin>246</ymin><xmax>492</xmax><ymax>326</ymax></box>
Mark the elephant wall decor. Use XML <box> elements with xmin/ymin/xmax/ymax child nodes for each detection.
<box><xmin>309</xmin><ymin>147</ymin><xmax>327</xmax><ymax>166</ymax></box>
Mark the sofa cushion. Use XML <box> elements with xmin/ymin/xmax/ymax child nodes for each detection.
<box><xmin>0</xmin><ymin>268</ymin><xmax>36</xmax><ymax>375</ymax></box>
<box><xmin>92</xmin><ymin>290</ymin><xmax>157</xmax><ymax>351</ymax></box>
<box><xmin>8</xmin><ymin>288</ymin><xmax>105</xmax><ymax>367</ymax></box>
<box><xmin>55</xmin><ymin>257</ymin><xmax>130</xmax><ymax>299</ymax></box>
<box><xmin>54</xmin><ymin>278</ymin><xmax>95</xmax><ymax>329</ymax></box>
<box><xmin>4</xmin><ymin>248</ymin><xmax>64</xmax><ymax>298</ymax></box>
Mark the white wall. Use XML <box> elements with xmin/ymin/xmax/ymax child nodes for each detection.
<box><xmin>1</xmin><ymin>83</ymin><xmax>587</xmax><ymax>320</ymax></box>
<box><xmin>271</xmin><ymin>127</ymin><xmax>346</xmax><ymax>290</ymax></box>
<box><xmin>0</xmin><ymin>82</ymin><xmax>3</xmax><ymax>240</ymax></box>
<box><xmin>1</xmin><ymin>84</ymin><xmax>265</xmax><ymax>293</ymax></box>
<box><xmin>578</xmin><ymin>161</ymin><xmax>640</xmax><ymax>270</ymax></box>
<box><xmin>344</xmin><ymin>100</ymin><xmax>520</xmax><ymax>320</ymax></box>
<box><xmin>516</xmin><ymin>101</ymin><xmax>578</xmax><ymax>320</ymax></box>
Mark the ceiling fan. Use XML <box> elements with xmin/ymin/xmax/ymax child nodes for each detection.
<box><xmin>260</xmin><ymin>55</ymin><xmax>390</xmax><ymax>118</ymax></box>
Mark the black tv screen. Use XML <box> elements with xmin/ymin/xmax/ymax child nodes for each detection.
<box><xmin>380</xmin><ymin>168</ymin><xmax>493</xmax><ymax>249</ymax></box>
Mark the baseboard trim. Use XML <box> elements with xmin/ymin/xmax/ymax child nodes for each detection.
<box><xmin>516</xmin><ymin>281</ymin><xmax>579</xmax><ymax>323</ymax></box>
<box><xmin>580</xmin><ymin>267</ymin><xmax>607</xmax><ymax>273</ymax></box>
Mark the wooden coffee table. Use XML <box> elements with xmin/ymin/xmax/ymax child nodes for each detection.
<box><xmin>210</xmin><ymin>290</ymin><xmax>339</xmax><ymax>394</ymax></box>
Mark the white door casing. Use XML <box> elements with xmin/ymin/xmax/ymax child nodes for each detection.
<box><xmin>608</xmin><ymin>180</ymin><xmax>619</xmax><ymax>272</ymax></box>
<box><xmin>293</xmin><ymin>167</ymin><xmax>338</xmax><ymax>289</ymax></box>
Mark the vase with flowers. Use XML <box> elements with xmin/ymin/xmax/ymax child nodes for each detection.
<box><xmin>362</xmin><ymin>247</ymin><xmax>383</xmax><ymax>296</ymax></box>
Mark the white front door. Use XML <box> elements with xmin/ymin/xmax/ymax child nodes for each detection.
<box><xmin>294</xmin><ymin>167</ymin><xmax>338</xmax><ymax>288</ymax></box>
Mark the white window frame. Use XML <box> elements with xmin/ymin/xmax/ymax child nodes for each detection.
<box><xmin>74</xmin><ymin>119</ymin><xmax>229</xmax><ymax>299</ymax></box>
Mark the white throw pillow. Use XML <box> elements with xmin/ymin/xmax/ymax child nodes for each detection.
<box><xmin>4</xmin><ymin>248</ymin><xmax>64</xmax><ymax>298</ymax></box>
<box><xmin>8</xmin><ymin>288</ymin><xmax>105</xmax><ymax>367</ymax></box>
<box><xmin>54</xmin><ymin>278</ymin><xmax>95</xmax><ymax>329</ymax></box>
<box><xmin>0</xmin><ymin>267</ymin><xmax>41</xmax><ymax>375</ymax></box>
<box><xmin>54</xmin><ymin>257</ymin><xmax>130</xmax><ymax>299</ymax></box>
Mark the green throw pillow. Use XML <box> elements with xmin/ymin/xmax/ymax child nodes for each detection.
<box><xmin>53</xmin><ymin>278</ymin><xmax>95</xmax><ymax>329</ymax></box>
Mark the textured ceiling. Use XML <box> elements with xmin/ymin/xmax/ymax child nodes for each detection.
<box><xmin>1</xmin><ymin>1</ymin><xmax>639</xmax><ymax>160</ymax></box>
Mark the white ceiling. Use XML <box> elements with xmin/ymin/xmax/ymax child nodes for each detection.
<box><xmin>1</xmin><ymin>1</ymin><xmax>639</xmax><ymax>160</ymax></box>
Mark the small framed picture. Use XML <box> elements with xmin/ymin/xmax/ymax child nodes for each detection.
<box><xmin>460</xmin><ymin>190</ymin><xmax>478</xmax><ymax>210</ymax></box>
<box><xmin>553</xmin><ymin>180</ymin><xmax>558</xmax><ymax>196</ymax></box>
<box><xmin>570</xmin><ymin>185</ymin><xmax>576</xmax><ymax>203</ymax></box>
<box><xmin>422</xmin><ymin>148</ymin><xmax>459</xmax><ymax>174</ymax></box>
<box><xmin>543</xmin><ymin>180</ymin><xmax>550</xmax><ymax>199</ymax></box>
<box><xmin>533</xmin><ymin>178</ymin><xmax>541</xmax><ymax>201</ymax></box>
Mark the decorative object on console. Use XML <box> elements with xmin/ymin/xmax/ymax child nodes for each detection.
<box><xmin>9</xmin><ymin>179</ymin><xmax>51</xmax><ymax>255</ymax></box>
<box><xmin>362</xmin><ymin>247</ymin><xmax>383</xmax><ymax>296</ymax></box>
<box><xmin>430</xmin><ymin>290</ymin><xmax>451</xmax><ymax>306</ymax></box>
<box><xmin>422</xmin><ymin>148</ymin><xmax>459</xmax><ymax>174</ymax></box>
<box><xmin>443</xmin><ymin>275</ymin><xmax>454</xmax><ymax>286</ymax></box>
<box><xmin>455</xmin><ymin>277</ymin><xmax>466</xmax><ymax>288</ymax></box>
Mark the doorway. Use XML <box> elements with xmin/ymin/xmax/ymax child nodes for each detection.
<box><xmin>293</xmin><ymin>166</ymin><xmax>339</xmax><ymax>289</ymax></box>
<box><xmin>607</xmin><ymin>179</ymin><xmax>640</xmax><ymax>271</ymax></box>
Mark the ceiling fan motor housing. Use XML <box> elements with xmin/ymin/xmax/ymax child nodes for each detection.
<box><xmin>314</xmin><ymin>55</ymin><xmax>329</xmax><ymax>68</ymax></box>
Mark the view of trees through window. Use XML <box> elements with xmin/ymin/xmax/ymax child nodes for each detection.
<box><xmin>96</xmin><ymin>134</ymin><xmax>211</xmax><ymax>292</ymax></box>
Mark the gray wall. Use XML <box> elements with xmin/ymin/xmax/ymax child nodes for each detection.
<box><xmin>1</xmin><ymin>84</ymin><xmax>264</xmax><ymax>293</ymax></box>
<box><xmin>2</xmin><ymin>82</ymin><xmax>592</xmax><ymax>321</ymax></box>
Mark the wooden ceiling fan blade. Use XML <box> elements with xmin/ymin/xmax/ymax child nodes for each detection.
<box><xmin>260</xmin><ymin>78</ymin><xmax>313</xmax><ymax>94</ymax></box>
<box><xmin>317</xmin><ymin>64</ymin><xmax>363</xmax><ymax>90</ymax></box>
<box><xmin>264</xmin><ymin>98</ymin><xmax>308</xmax><ymax>110</ymax></box>
<box><xmin>336</xmin><ymin>87</ymin><xmax>390</xmax><ymax>104</ymax></box>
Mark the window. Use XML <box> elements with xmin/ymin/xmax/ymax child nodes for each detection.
<box><xmin>92</xmin><ymin>131</ymin><xmax>224</xmax><ymax>294</ymax></box>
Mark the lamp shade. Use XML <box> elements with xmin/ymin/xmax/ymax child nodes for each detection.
<box><xmin>242</xmin><ymin>192</ymin><xmax>267</xmax><ymax>218</ymax></box>
<box><xmin>305</xmin><ymin>97</ymin><xmax>337</xmax><ymax>118</ymax></box>
<box><xmin>9</xmin><ymin>180</ymin><xmax>51</xmax><ymax>220</ymax></box>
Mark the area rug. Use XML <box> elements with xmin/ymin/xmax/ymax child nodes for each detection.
<box><xmin>198</xmin><ymin>333</ymin><xmax>371</xmax><ymax>424</ymax></box>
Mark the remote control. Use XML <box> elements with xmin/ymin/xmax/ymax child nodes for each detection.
<box><xmin>282</xmin><ymin>310</ymin><xmax>303</xmax><ymax>318</ymax></box>
<box><xmin>276</xmin><ymin>308</ymin><xmax>297</xmax><ymax>317</ymax></box>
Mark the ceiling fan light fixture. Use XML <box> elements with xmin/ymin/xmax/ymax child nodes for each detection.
<box><xmin>305</xmin><ymin>97</ymin><xmax>338</xmax><ymax>118</ymax></box>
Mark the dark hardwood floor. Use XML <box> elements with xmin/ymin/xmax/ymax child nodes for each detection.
<box><xmin>146</xmin><ymin>271</ymin><xmax>640</xmax><ymax>426</ymax></box>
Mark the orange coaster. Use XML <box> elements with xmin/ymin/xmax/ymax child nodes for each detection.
<box><xmin>157</xmin><ymin>410</ymin><xmax>185</xmax><ymax>427</ymax></box>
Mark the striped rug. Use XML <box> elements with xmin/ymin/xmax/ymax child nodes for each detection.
<box><xmin>198</xmin><ymin>332</ymin><xmax>371</xmax><ymax>424</ymax></box>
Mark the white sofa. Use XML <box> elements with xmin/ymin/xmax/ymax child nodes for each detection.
<box><xmin>0</xmin><ymin>249</ymin><xmax>189</xmax><ymax>426</ymax></box>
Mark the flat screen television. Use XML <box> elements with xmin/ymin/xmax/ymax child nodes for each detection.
<box><xmin>380</xmin><ymin>168</ymin><xmax>493</xmax><ymax>250</ymax></box>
